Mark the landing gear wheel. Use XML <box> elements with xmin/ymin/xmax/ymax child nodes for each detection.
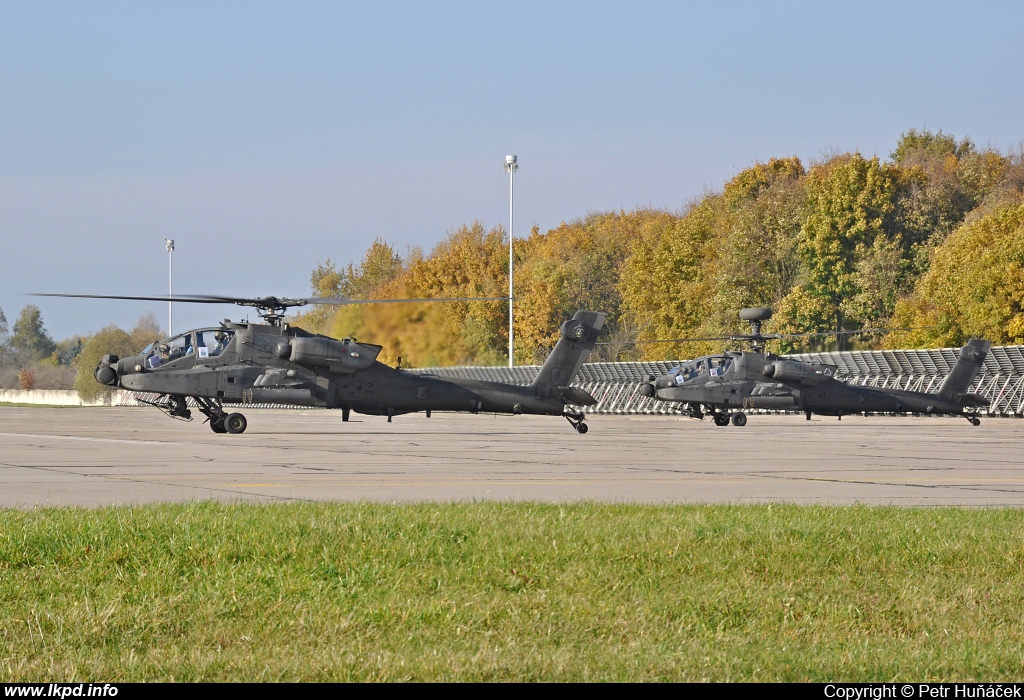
<box><xmin>730</xmin><ymin>412</ymin><xmax>747</xmax><ymax>427</ymax></box>
<box><xmin>713</xmin><ymin>413</ymin><xmax>730</xmax><ymax>427</ymax></box>
<box><xmin>971</xmin><ymin>417</ymin><xmax>980</xmax><ymax>426</ymax></box>
<box><xmin>225</xmin><ymin>413</ymin><xmax>247</xmax><ymax>434</ymax></box>
<box><xmin>564</xmin><ymin>412</ymin><xmax>588</xmax><ymax>434</ymax></box>
<box><xmin>210</xmin><ymin>417</ymin><xmax>227</xmax><ymax>434</ymax></box>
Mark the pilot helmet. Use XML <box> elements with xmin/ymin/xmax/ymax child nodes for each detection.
<box><xmin>157</xmin><ymin>342</ymin><xmax>169</xmax><ymax>354</ymax></box>
<box><xmin>214</xmin><ymin>331</ymin><xmax>226</xmax><ymax>342</ymax></box>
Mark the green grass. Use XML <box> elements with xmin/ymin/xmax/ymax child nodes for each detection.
<box><xmin>2</xmin><ymin>502</ymin><xmax>1023</xmax><ymax>681</ymax></box>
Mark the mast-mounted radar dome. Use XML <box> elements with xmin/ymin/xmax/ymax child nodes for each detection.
<box><xmin>739</xmin><ymin>308</ymin><xmax>773</xmax><ymax>322</ymax></box>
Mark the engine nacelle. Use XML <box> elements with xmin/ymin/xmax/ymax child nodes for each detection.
<box><xmin>762</xmin><ymin>360</ymin><xmax>831</xmax><ymax>386</ymax></box>
<box><xmin>284</xmin><ymin>337</ymin><xmax>381</xmax><ymax>372</ymax></box>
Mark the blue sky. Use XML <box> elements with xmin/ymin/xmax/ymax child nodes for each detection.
<box><xmin>2</xmin><ymin>1</ymin><xmax>1023</xmax><ymax>340</ymax></box>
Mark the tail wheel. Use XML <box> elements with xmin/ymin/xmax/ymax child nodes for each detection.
<box><xmin>576</xmin><ymin>423</ymin><xmax>589</xmax><ymax>434</ymax></box>
<box><xmin>971</xmin><ymin>417</ymin><xmax>981</xmax><ymax>426</ymax></box>
<box><xmin>730</xmin><ymin>412</ymin><xmax>747</xmax><ymax>427</ymax></box>
<box><xmin>225</xmin><ymin>413</ymin><xmax>248</xmax><ymax>434</ymax></box>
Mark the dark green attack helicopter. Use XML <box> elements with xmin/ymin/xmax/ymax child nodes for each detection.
<box><xmin>634</xmin><ymin>307</ymin><xmax>991</xmax><ymax>427</ymax></box>
<box><xmin>37</xmin><ymin>293</ymin><xmax>606</xmax><ymax>435</ymax></box>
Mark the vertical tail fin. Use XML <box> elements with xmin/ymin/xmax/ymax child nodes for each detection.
<box><xmin>531</xmin><ymin>310</ymin><xmax>606</xmax><ymax>397</ymax></box>
<box><xmin>937</xmin><ymin>338</ymin><xmax>991</xmax><ymax>402</ymax></box>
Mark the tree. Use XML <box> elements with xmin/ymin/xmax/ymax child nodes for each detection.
<box><xmin>773</xmin><ymin>153</ymin><xmax>899</xmax><ymax>343</ymax></box>
<box><xmin>885</xmin><ymin>203</ymin><xmax>1024</xmax><ymax>348</ymax></box>
<box><xmin>890</xmin><ymin>128</ymin><xmax>1008</xmax><ymax>274</ymax></box>
<box><xmin>390</xmin><ymin>223</ymin><xmax>508</xmax><ymax>365</ymax></box>
<box><xmin>55</xmin><ymin>336</ymin><xmax>86</xmax><ymax>366</ymax></box>
<box><xmin>0</xmin><ymin>306</ymin><xmax>10</xmax><ymax>368</ymax></box>
<box><xmin>290</xmin><ymin>130</ymin><xmax>1022</xmax><ymax>365</ymax></box>
<box><xmin>75</xmin><ymin>326</ymin><xmax>133</xmax><ymax>402</ymax></box>
<box><xmin>73</xmin><ymin>315</ymin><xmax>169</xmax><ymax>402</ymax></box>
<box><xmin>890</xmin><ymin>127</ymin><xmax>974</xmax><ymax>163</ymax></box>
<box><xmin>130</xmin><ymin>312</ymin><xmax>163</xmax><ymax>349</ymax></box>
<box><xmin>11</xmin><ymin>305</ymin><xmax>56</xmax><ymax>362</ymax></box>
<box><xmin>619</xmin><ymin>200</ymin><xmax>725</xmax><ymax>359</ymax></box>
<box><xmin>515</xmin><ymin>212</ymin><xmax>638</xmax><ymax>362</ymax></box>
<box><xmin>711</xmin><ymin>158</ymin><xmax>806</xmax><ymax>322</ymax></box>
<box><xmin>296</xmin><ymin>241</ymin><xmax>406</xmax><ymax>335</ymax></box>
<box><xmin>323</xmin><ymin>224</ymin><xmax>509</xmax><ymax>366</ymax></box>
<box><xmin>341</xmin><ymin>239</ymin><xmax>404</xmax><ymax>298</ymax></box>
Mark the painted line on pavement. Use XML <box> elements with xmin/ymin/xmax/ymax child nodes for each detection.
<box><xmin>0</xmin><ymin>432</ymin><xmax>173</xmax><ymax>446</ymax></box>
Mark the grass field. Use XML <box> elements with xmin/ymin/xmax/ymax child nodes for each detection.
<box><xmin>2</xmin><ymin>502</ymin><xmax>1023</xmax><ymax>681</ymax></box>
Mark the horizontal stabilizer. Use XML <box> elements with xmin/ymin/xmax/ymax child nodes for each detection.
<box><xmin>558</xmin><ymin>386</ymin><xmax>598</xmax><ymax>406</ymax></box>
<box><xmin>961</xmin><ymin>393</ymin><xmax>990</xmax><ymax>408</ymax></box>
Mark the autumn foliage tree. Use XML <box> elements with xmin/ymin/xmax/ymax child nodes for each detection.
<box><xmin>302</xmin><ymin>129</ymin><xmax>1024</xmax><ymax>364</ymax></box>
<box><xmin>885</xmin><ymin>203</ymin><xmax>1024</xmax><ymax>348</ymax></box>
<box><xmin>74</xmin><ymin>315</ymin><xmax>165</xmax><ymax>402</ymax></box>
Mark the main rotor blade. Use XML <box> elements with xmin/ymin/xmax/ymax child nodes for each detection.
<box><xmin>33</xmin><ymin>293</ymin><xmax>509</xmax><ymax>307</ymax></box>
<box><xmin>597</xmin><ymin>336</ymin><xmax>738</xmax><ymax>345</ymax></box>
<box><xmin>597</xmin><ymin>326</ymin><xmax>935</xmax><ymax>346</ymax></box>
<box><xmin>773</xmin><ymin>326</ymin><xmax>935</xmax><ymax>339</ymax></box>
<box><xmin>31</xmin><ymin>293</ymin><xmax>234</xmax><ymax>304</ymax></box>
<box><xmin>306</xmin><ymin>296</ymin><xmax>509</xmax><ymax>305</ymax></box>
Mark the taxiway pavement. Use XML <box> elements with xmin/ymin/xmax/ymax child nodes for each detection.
<box><xmin>0</xmin><ymin>406</ymin><xmax>1020</xmax><ymax>507</ymax></box>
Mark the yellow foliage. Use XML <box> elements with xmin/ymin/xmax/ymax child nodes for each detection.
<box><xmin>299</xmin><ymin>132</ymin><xmax>1022</xmax><ymax>364</ymax></box>
<box><xmin>885</xmin><ymin>203</ymin><xmax>1024</xmax><ymax>347</ymax></box>
<box><xmin>329</xmin><ymin>223</ymin><xmax>509</xmax><ymax>367</ymax></box>
<box><xmin>619</xmin><ymin>200</ymin><xmax>725</xmax><ymax>359</ymax></box>
<box><xmin>515</xmin><ymin>212</ymin><xmax>639</xmax><ymax>362</ymax></box>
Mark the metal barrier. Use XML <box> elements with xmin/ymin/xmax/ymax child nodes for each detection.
<box><xmin>115</xmin><ymin>345</ymin><xmax>1024</xmax><ymax>416</ymax></box>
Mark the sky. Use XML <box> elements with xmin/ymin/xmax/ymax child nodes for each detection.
<box><xmin>2</xmin><ymin>1</ymin><xmax>1023</xmax><ymax>340</ymax></box>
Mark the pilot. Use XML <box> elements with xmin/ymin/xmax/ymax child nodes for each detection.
<box><xmin>148</xmin><ymin>343</ymin><xmax>170</xmax><ymax>368</ymax></box>
<box><xmin>212</xmin><ymin>331</ymin><xmax>230</xmax><ymax>355</ymax></box>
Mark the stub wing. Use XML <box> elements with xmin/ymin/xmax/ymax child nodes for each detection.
<box><xmin>558</xmin><ymin>386</ymin><xmax>598</xmax><ymax>406</ymax></box>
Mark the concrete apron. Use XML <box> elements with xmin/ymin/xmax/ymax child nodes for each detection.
<box><xmin>0</xmin><ymin>389</ymin><xmax>120</xmax><ymax>407</ymax></box>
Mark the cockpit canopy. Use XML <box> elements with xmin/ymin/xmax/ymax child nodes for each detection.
<box><xmin>668</xmin><ymin>355</ymin><xmax>732</xmax><ymax>385</ymax></box>
<box><xmin>144</xmin><ymin>329</ymin><xmax>235</xmax><ymax>369</ymax></box>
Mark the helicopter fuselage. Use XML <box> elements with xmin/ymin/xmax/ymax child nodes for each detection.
<box><xmin>653</xmin><ymin>350</ymin><xmax>779</xmax><ymax>411</ymax></box>
<box><xmin>647</xmin><ymin>346</ymin><xmax>987</xmax><ymax>422</ymax></box>
<box><xmin>108</xmin><ymin>320</ymin><xmax>568</xmax><ymax>416</ymax></box>
<box><xmin>94</xmin><ymin>310</ymin><xmax>607</xmax><ymax>433</ymax></box>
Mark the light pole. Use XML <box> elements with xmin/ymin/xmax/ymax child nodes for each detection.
<box><xmin>503</xmin><ymin>154</ymin><xmax>518</xmax><ymax>368</ymax></box>
<box><xmin>164</xmin><ymin>237</ymin><xmax>174</xmax><ymax>335</ymax></box>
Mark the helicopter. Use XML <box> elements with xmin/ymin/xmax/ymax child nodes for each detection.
<box><xmin>634</xmin><ymin>307</ymin><xmax>992</xmax><ymax>427</ymax></box>
<box><xmin>36</xmin><ymin>293</ymin><xmax>606</xmax><ymax>435</ymax></box>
